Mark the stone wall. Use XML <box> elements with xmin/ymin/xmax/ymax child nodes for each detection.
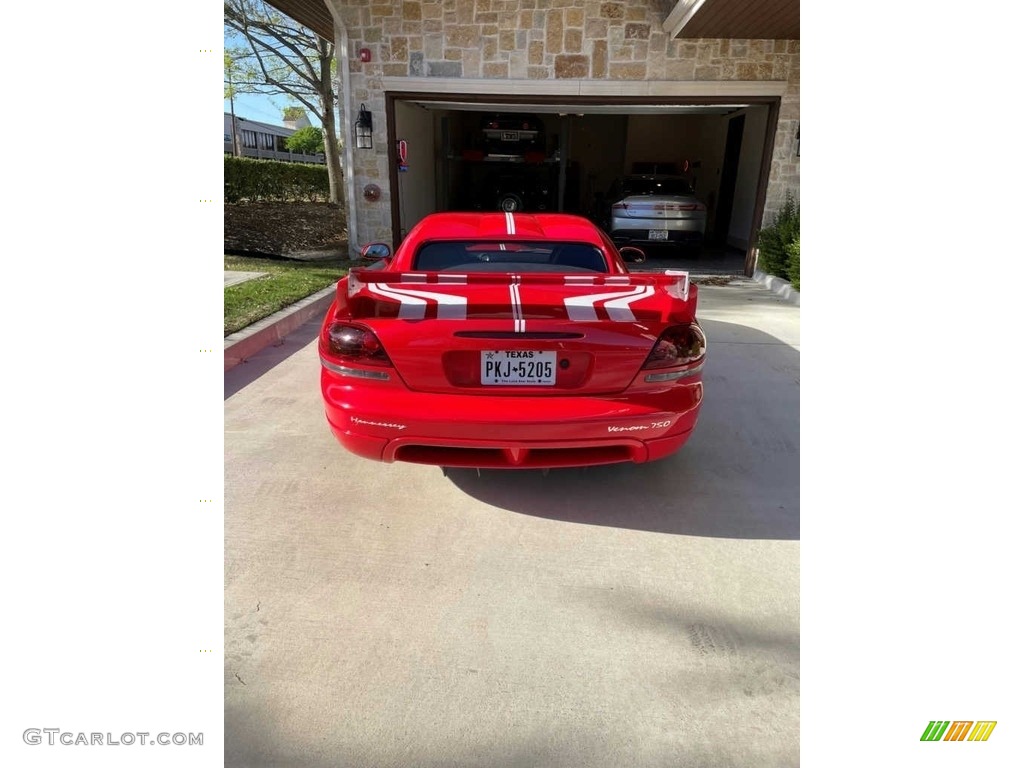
<box><xmin>330</xmin><ymin>0</ymin><xmax>799</xmax><ymax>246</ymax></box>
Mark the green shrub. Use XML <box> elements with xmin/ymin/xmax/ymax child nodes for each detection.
<box><xmin>224</xmin><ymin>156</ymin><xmax>329</xmax><ymax>203</ymax></box>
<box><xmin>756</xmin><ymin>195</ymin><xmax>800</xmax><ymax>283</ymax></box>
<box><xmin>785</xmin><ymin>236</ymin><xmax>799</xmax><ymax>291</ymax></box>
<box><xmin>285</xmin><ymin>126</ymin><xmax>325</xmax><ymax>155</ymax></box>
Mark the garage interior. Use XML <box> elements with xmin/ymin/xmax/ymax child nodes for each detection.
<box><xmin>389</xmin><ymin>97</ymin><xmax>775</xmax><ymax>273</ymax></box>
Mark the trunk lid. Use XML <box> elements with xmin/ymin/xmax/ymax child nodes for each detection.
<box><xmin>340</xmin><ymin>270</ymin><xmax>697</xmax><ymax>394</ymax></box>
<box><xmin>615</xmin><ymin>195</ymin><xmax>705</xmax><ymax>221</ymax></box>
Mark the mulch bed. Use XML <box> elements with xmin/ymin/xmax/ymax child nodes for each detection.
<box><xmin>225</xmin><ymin>202</ymin><xmax>348</xmax><ymax>258</ymax></box>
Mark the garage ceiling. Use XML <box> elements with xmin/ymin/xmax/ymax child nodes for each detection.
<box><xmin>264</xmin><ymin>0</ymin><xmax>333</xmax><ymax>41</ymax></box>
<box><xmin>263</xmin><ymin>1</ymin><xmax>801</xmax><ymax>44</ymax></box>
<box><xmin>402</xmin><ymin>101</ymin><xmax>749</xmax><ymax>116</ymax></box>
<box><xmin>665</xmin><ymin>0</ymin><xmax>800</xmax><ymax>40</ymax></box>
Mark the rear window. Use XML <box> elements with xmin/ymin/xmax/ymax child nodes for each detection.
<box><xmin>620</xmin><ymin>178</ymin><xmax>694</xmax><ymax>196</ymax></box>
<box><xmin>413</xmin><ymin>241</ymin><xmax>608</xmax><ymax>273</ymax></box>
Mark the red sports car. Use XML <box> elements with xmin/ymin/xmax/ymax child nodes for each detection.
<box><xmin>319</xmin><ymin>212</ymin><xmax>705</xmax><ymax>469</ymax></box>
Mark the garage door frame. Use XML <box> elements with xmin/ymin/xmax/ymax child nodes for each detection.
<box><xmin>383</xmin><ymin>86</ymin><xmax>782</xmax><ymax>277</ymax></box>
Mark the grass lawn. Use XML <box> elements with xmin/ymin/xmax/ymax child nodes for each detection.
<box><xmin>224</xmin><ymin>254</ymin><xmax>348</xmax><ymax>336</ymax></box>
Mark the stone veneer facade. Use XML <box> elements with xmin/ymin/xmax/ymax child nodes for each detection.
<box><xmin>329</xmin><ymin>0</ymin><xmax>799</xmax><ymax>248</ymax></box>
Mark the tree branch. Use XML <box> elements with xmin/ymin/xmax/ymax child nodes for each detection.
<box><xmin>225</xmin><ymin>6</ymin><xmax>319</xmax><ymax>84</ymax></box>
<box><xmin>241</xmin><ymin>33</ymin><xmax>320</xmax><ymax>103</ymax></box>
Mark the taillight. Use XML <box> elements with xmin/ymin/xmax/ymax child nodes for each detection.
<box><xmin>320</xmin><ymin>322</ymin><xmax>392</xmax><ymax>366</ymax></box>
<box><xmin>652</xmin><ymin>203</ymin><xmax>706</xmax><ymax>212</ymax></box>
<box><xmin>642</xmin><ymin>323</ymin><xmax>706</xmax><ymax>373</ymax></box>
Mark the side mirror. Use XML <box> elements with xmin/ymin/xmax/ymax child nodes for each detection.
<box><xmin>360</xmin><ymin>242</ymin><xmax>392</xmax><ymax>260</ymax></box>
<box><xmin>619</xmin><ymin>246</ymin><xmax>646</xmax><ymax>264</ymax></box>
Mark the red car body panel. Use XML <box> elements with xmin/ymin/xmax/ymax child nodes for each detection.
<box><xmin>319</xmin><ymin>212</ymin><xmax>705</xmax><ymax>468</ymax></box>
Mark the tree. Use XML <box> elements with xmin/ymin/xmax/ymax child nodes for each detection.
<box><xmin>285</xmin><ymin>126</ymin><xmax>324</xmax><ymax>155</ymax></box>
<box><xmin>224</xmin><ymin>52</ymin><xmax>242</xmax><ymax>156</ymax></box>
<box><xmin>224</xmin><ymin>0</ymin><xmax>344</xmax><ymax>204</ymax></box>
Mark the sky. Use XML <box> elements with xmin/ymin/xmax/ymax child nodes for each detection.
<box><xmin>224</xmin><ymin>24</ymin><xmax>324</xmax><ymax>128</ymax></box>
<box><xmin>223</xmin><ymin>91</ymin><xmax>321</xmax><ymax>128</ymax></box>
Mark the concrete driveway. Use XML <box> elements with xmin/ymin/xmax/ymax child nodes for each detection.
<box><xmin>225</xmin><ymin>279</ymin><xmax>800</xmax><ymax>767</ymax></box>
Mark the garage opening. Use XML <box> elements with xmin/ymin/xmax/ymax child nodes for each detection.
<box><xmin>388</xmin><ymin>97</ymin><xmax>777</xmax><ymax>275</ymax></box>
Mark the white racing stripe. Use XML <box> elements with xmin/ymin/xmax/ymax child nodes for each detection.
<box><xmin>564</xmin><ymin>285</ymin><xmax>652</xmax><ymax>322</ymax></box>
<box><xmin>504</xmin><ymin>211</ymin><xmax>516</xmax><ymax>235</ymax></box>
<box><xmin>367</xmin><ymin>283</ymin><xmax>468</xmax><ymax>319</ymax></box>
<box><xmin>367</xmin><ymin>283</ymin><xmax>427</xmax><ymax>319</ymax></box>
<box><xmin>603</xmin><ymin>285</ymin><xmax>655</xmax><ymax>320</ymax></box>
<box><xmin>509</xmin><ymin>275</ymin><xmax>525</xmax><ymax>332</ymax></box>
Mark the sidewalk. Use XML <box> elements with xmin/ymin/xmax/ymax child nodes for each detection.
<box><xmin>224</xmin><ymin>270</ymin><xmax>267</xmax><ymax>287</ymax></box>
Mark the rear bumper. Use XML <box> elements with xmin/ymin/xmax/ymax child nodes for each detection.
<box><xmin>322</xmin><ymin>372</ymin><xmax>703</xmax><ymax>468</ymax></box>
<box><xmin>610</xmin><ymin>227</ymin><xmax>704</xmax><ymax>245</ymax></box>
<box><xmin>326</xmin><ymin>428</ymin><xmax>694</xmax><ymax>468</ymax></box>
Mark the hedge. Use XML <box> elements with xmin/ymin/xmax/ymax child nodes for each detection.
<box><xmin>224</xmin><ymin>156</ymin><xmax>330</xmax><ymax>203</ymax></box>
<box><xmin>756</xmin><ymin>195</ymin><xmax>800</xmax><ymax>284</ymax></box>
<box><xmin>785</xmin><ymin>236</ymin><xmax>800</xmax><ymax>291</ymax></box>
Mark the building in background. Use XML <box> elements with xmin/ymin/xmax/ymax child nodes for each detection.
<box><xmin>224</xmin><ymin>113</ymin><xmax>325</xmax><ymax>164</ymax></box>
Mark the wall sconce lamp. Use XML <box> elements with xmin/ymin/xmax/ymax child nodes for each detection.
<box><xmin>355</xmin><ymin>103</ymin><xmax>373</xmax><ymax>150</ymax></box>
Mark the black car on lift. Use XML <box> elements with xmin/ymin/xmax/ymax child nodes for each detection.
<box><xmin>479</xmin><ymin>113</ymin><xmax>545</xmax><ymax>155</ymax></box>
<box><xmin>457</xmin><ymin>113</ymin><xmax>555</xmax><ymax>213</ymax></box>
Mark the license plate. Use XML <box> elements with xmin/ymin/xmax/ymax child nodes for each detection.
<box><xmin>648</xmin><ymin>229</ymin><xmax>668</xmax><ymax>240</ymax></box>
<box><xmin>481</xmin><ymin>350</ymin><xmax>556</xmax><ymax>385</ymax></box>
<box><xmin>501</xmin><ymin>131</ymin><xmax>519</xmax><ymax>141</ymax></box>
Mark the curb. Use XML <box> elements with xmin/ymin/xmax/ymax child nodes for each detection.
<box><xmin>752</xmin><ymin>269</ymin><xmax>800</xmax><ymax>306</ymax></box>
<box><xmin>224</xmin><ymin>285</ymin><xmax>337</xmax><ymax>371</ymax></box>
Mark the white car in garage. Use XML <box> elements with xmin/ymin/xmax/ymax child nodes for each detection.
<box><xmin>606</xmin><ymin>175</ymin><xmax>707</xmax><ymax>251</ymax></box>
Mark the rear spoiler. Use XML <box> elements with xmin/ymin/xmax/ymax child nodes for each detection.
<box><xmin>347</xmin><ymin>268</ymin><xmax>691</xmax><ymax>301</ymax></box>
<box><xmin>338</xmin><ymin>269</ymin><xmax>695</xmax><ymax>324</ymax></box>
